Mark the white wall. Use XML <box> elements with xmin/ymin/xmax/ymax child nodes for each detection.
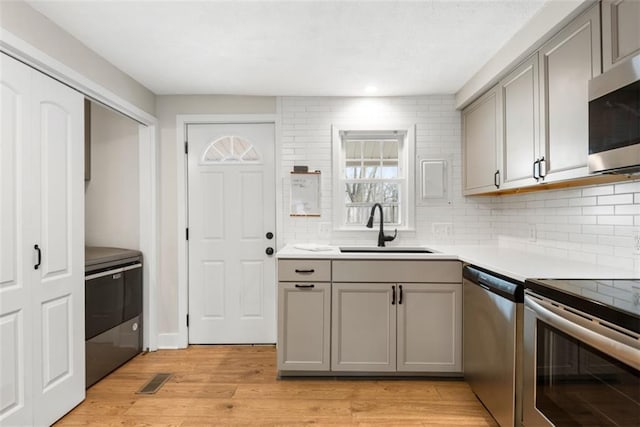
<box><xmin>280</xmin><ymin>96</ymin><xmax>640</xmax><ymax>273</ymax></box>
<box><xmin>85</xmin><ymin>102</ymin><xmax>140</xmax><ymax>250</ymax></box>
<box><xmin>0</xmin><ymin>0</ymin><xmax>155</xmax><ymax>115</ymax></box>
<box><xmin>154</xmin><ymin>95</ymin><xmax>277</xmax><ymax>335</ymax></box>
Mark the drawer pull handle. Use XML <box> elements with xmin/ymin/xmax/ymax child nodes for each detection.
<box><xmin>295</xmin><ymin>269</ymin><xmax>315</xmax><ymax>273</ymax></box>
<box><xmin>295</xmin><ymin>284</ymin><xmax>315</xmax><ymax>289</ymax></box>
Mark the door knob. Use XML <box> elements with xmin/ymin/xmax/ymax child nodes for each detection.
<box><xmin>266</xmin><ymin>247</ymin><xmax>274</xmax><ymax>255</ymax></box>
<box><xmin>266</xmin><ymin>232</ymin><xmax>274</xmax><ymax>240</ymax></box>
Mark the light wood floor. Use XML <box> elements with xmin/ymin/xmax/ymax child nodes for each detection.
<box><xmin>56</xmin><ymin>345</ymin><xmax>498</xmax><ymax>426</ymax></box>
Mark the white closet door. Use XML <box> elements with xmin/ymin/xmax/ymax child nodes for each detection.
<box><xmin>30</xmin><ymin>64</ymin><xmax>85</xmax><ymax>426</ymax></box>
<box><xmin>0</xmin><ymin>53</ymin><xmax>85</xmax><ymax>426</ymax></box>
<box><xmin>0</xmin><ymin>53</ymin><xmax>34</xmax><ymax>427</ymax></box>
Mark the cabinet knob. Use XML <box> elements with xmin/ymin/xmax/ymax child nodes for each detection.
<box><xmin>266</xmin><ymin>247</ymin><xmax>274</xmax><ymax>256</ymax></box>
<box><xmin>266</xmin><ymin>232</ymin><xmax>274</xmax><ymax>240</ymax></box>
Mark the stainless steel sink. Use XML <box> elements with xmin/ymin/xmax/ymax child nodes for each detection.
<box><xmin>339</xmin><ymin>246</ymin><xmax>434</xmax><ymax>253</ymax></box>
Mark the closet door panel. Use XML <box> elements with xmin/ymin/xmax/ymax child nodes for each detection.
<box><xmin>31</xmin><ymin>66</ymin><xmax>86</xmax><ymax>427</ymax></box>
<box><xmin>0</xmin><ymin>53</ymin><xmax>33</xmax><ymax>427</ymax></box>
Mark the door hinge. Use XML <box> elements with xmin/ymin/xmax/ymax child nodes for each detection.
<box><xmin>184</xmin><ymin>141</ymin><xmax>188</xmax><ymax>154</ymax></box>
<box><xmin>186</xmin><ymin>314</ymin><xmax>189</xmax><ymax>327</ymax></box>
<box><xmin>186</xmin><ymin>228</ymin><xmax>189</xmax><ymax>240</ymax></box>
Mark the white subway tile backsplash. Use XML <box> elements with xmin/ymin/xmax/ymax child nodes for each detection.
<box><xmin>614</xmin><ymin>181</ymin><xmax>640</xmax><ymax>194</ymax></box>
<box><xmin>582</xmin><ymin>185</ymin><xmax>614</xmax><ymax>197</ymax></box>
<box><xmin>280</xmin><ymin>96</ymin><xmax>640</xmax><ymax>272</ymax></box>
<box><xmin>615</xmin><ymin>204</ymin><xmax>640</xmax><ymax>215</ymax></box>
<box><xmin>582</xmin><ymin>206</ymin><xmax>615</xmax><ymax>216</ymax></box>
<box><xmin>569</xmin><ymin>196</ymin><xmax>596</xmax><ymax>206</ymax></box>
<box><xmin>597</xmin><ymin>216</ymin><xmax>634</xmax><ymax>226</ymax></box>
<box><xmin>597</xmin><ymin>194</ymin><xmax>634</xmax><ymax>205</ymax></box>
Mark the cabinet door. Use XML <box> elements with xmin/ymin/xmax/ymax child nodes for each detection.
<box><xmin>277</xmin><ymin>282</ymin><xmax>330</xmax><ymax>371</ymax></box>
<box><xmin>539</xmin><ymin>4</ymin><xmax>601</xmax><ymax>182</ymax></box>
<box><xmin>397</xmin><ymin>283</ymin><xmax>462</xmax><ymax>372</ymax></box>
<box><xmin>602</xmin><ymin>0</ymin><xmax>640</xmax><ymax>71</ymax></box>
<box><xmin>331</xmin><ymin>283</ymin><xmax>396</xmax><ymax>372</ymax></box>
<box><xmin>500</xmin><ymin>54</ymin><xmax>540</xmax><ymax>189</ymax></box>
<box><xmin>462</xmin><ymin>86</ymin><xmax>501</xmax><ymax>195</ymax></box>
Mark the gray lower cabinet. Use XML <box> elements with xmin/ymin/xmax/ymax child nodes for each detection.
<box><xmin>331</xmin><ymin>281</ymin><xmax>462</xmax><ymax>373</ymax></box>
<box><xmin>397</xmin><ymin>283</ymin><xmax>462</xmax><ymax>372</ymax></box>
<box><xmin>277</xmin><ymin>282</ymin><xmax>331</xmax><ymax>371</ymax></box>
<box><xmin>331</xmin><ymin>283</ymin><xmax>397</xmax><ymax>372</ymax></box>
<box><xmin>277</xmin><ymin>259</ymin><xmax>463</xmax><ymax>375</ymax></box>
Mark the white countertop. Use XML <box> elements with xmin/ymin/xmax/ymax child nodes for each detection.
<box><xmin>277</xmin><ymin>243</ymin><xmax>638</xmax><ymax>282</ymax></box>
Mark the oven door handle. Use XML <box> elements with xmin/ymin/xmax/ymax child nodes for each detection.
<box><xmin>525</xmin><ymin>295</ymin><xmax>640</xmax><ymax>371</ymax></box>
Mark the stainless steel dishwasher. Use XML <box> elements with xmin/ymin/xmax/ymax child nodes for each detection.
<box><xmin>463</xmin><ymin>265</ymin><xmax>524</xmax><ymax>427</ymax></box>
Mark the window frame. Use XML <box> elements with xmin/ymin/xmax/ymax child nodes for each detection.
<box><xmin>332</xmin><ymin>123</ymin><xmax>416</xmax><ymax>231</ymax></box>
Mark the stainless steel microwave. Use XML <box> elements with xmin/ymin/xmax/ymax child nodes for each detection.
<box><xmin>588</xmin><ymin>54</ymin><xmax>640</xmax><ymax>174</ymax></box>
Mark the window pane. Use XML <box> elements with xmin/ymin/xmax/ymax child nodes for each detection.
<box><xmin>383</xmin><ymin>140</ymin><xmax>399</xmax><ymax>159</ymax></box>
<box><xmin>344</xmin><ymin>182</ymin><xmax>399</xmax><ymax>204</ymax></box>
<box><xmin>381</xmin><ymin>161</ymin><xmax>398</xmax><ymax>178</ymax></box>
<box><xmin>345</xmin><ymin>140</ymin><xmax>361</xmax><ymax>160</ymax></box>
<box><xmin>346</xmin><ymin>204</ymin><xmax>399</xmax><ymax>225</ymax></box>
<box><xmin>362</xmin><ymin>165</ymin><xmax>381</xmax><ymax>178</ymax></box>
<box><xmin>344</xmin><ymin>206</ymin><xmax>371</xmax><ymax>225</ymax></box>
<box><xmin>345</xmin><ymin>183</ymin><xmax>377</xmax><ymax>203</ymax></box>
<box><xmin>382</xmin><ymin>182</ymin><xmax>399</xmax><ymax>203</ymax></box>
<box><xmin>362</xmin><ymin>140</ymin><xmax>381</xmax><ymax>159</ymax></box>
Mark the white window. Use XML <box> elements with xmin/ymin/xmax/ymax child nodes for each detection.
<box><xmin>332</xmin><ymin>125</ymin><xmax>415</xmax><ymax>230</ymax></box>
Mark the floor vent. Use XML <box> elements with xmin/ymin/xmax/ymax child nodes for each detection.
<box><xmin>136</xmin><ymin>373</ymin><xmax>172</xmax><ymax>394</ymax></box>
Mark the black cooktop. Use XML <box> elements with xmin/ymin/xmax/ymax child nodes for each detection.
<box><xmin>525</xmin><ymin>278</ymin><xmax>640</xmax><ymax>334</ymax></box>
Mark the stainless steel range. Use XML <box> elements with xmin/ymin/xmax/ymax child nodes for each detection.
<box><xmin>523</xmin><ymin>278</ymin><xmax>639</xmax><ymax>427</ymax></box>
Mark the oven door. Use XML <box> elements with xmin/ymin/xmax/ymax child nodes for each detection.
<box><xmin>523</xmin><ymin>293</ymin><xmax>639</xmax><ymax>427</ymax></box>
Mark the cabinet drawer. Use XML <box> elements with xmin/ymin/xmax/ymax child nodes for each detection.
<box><xmin>332</xmin><ymin>260</ymin><xmax>461</xmax><ymax>283</ymax></box>
<box><xmin>278</xmin><ymin>260</ymin><xmax>331</xmax><ymax>282</ymax></box>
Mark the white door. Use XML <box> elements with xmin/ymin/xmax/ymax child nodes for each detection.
<box><xmin>187</xmin><ymin>122</ymin><xmax>276</xmax><ymax>344</ymax></box>
<box><xmin>1</xmin><ymin>52</ymin><xmax>34</xmax><ymax>427</ymax></box>
<box><xmin>0</xmin><ymin>53</ymin><xmax>85</xmax><ymax>426</ymax></box>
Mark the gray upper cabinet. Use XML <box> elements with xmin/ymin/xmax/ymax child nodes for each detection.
<box><xmin>602</xmin><ymin>0</ymin><xmax>640</xmax><ymax>71</ymax></box>
<box><xmin>500</xmin><ymin>54</ymin><xmax>540</xmax><ymax>189</ymax></box>
<box><xmin>462</xmin><ymin>85</ymin><xmax>501</xmax><ymax>195</ymax></box>
<box><xmin>539</xmin><ymin>3</ymin><xmax>601</xmax><ymax>182</ymax></box>
<box><xmin>461</xmin><ymin>3</ymin><xmax>605</xmax><ymax>194</ymax></box>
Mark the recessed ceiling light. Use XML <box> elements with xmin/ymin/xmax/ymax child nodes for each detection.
<box><xmin>364</xmin><ymin>85</ymin><xmax>378</xmax><ymax>94</ymax></box>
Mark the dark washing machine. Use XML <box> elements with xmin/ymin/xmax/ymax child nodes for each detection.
<box><xmin>85</xmin><ymin>246</ymin><xmax>143</xmax><ymax>387</ymax></box>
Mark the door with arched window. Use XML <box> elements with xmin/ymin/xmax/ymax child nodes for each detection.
<box><xmin>186</xmin><ymin>122</ymin><xmax>276</xmax><ymax>343</ymax></box>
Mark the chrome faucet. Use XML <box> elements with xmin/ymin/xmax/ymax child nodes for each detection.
<box><xmin>366</xmin><ymin>203</ymin><xmax>397</xmax><ymax>247</ymax></box>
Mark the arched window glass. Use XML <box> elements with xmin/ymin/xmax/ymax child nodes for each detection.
<box><xmin>202</xmin><ymin>136</ymin><xmax>260</xmax><ymax>163</ymax></box>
